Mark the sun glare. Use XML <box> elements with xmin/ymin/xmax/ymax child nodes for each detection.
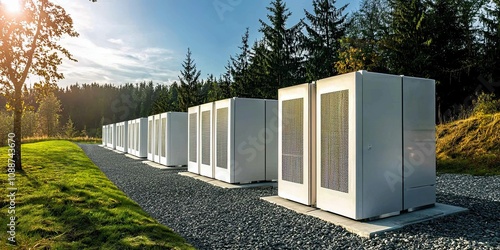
<box><xmin>1</xmin><ymin>0</ymin><xmax>21</xmax><ymax>13</ymax></box>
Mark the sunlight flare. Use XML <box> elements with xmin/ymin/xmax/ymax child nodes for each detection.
<box><xmin>1</xmin><ymin>0</ymin><xmax>21</xmax><ymax>13</ymax></box>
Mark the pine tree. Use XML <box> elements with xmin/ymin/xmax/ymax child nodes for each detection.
<box><xmin>178</xmin><ymin>48</ymin><xmax>202</xmax><ymax>111</ymax></box>
<box><xmin>64</xmin><ymin>116</ymin><xmax>76</xmax><ymax>138</ymax></box>
<box><xmin>259</xmin><ymin>0</ymin><xmax>304</xmax><ymax>97</ymax></box>
<box><xmin>336</xmin><ymin>0</ymin><xmax>390</xmax><ymax>73</ymax></box>
<box><xmin>304</xmin><ymin>0</ymin><xmax>349</xmax><ymax>81</ymax></box>
<box><xmin>482</xmin><ymin>0</ymin><xmax>500</xmax><ymax>83</ymax></box>
<box><xmin>231</xmin><ymin>28</ymin><xmax>252</xmax><ymax>97</ymax></box>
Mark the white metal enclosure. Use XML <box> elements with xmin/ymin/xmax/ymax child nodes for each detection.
<box><xmin>106</xmin><ymin>123</ymin><xmax>117</xmax><ymax>150</ymax></box>
<box><xmin>128</xmin><ymin>118</ymin><xmax>148</xmax><ymax>158</ymax></box>
<box><xmin>147</xmin><ymin>116</ymin><xmax>155</xmax><ymax>161</ymax></box>
<box><xmin>199</xmin><ymin>102</ymin><xmax>215</xmax><ymax>178</ymax></box>
<box><xmin>115</xmin><ymin>121</ymin><xmax>128</xmax><ymax>153</ymax></box>
<box><xmin>265</xmin><ymin>100</ymin><xmax>279</xmax><ymax>181</ymax></box>
<box><xmin>188</xmin><ymin>106</ymin><xmax>200</xmax><ymax>174</ymax></box>
<box><xmin>127</xmin><ymin>120</ymin><xmax>134</xmax><ymax>154</ymax></box>
<box><xmin>153</xmin><ymin>114</ymin><xmax>162</xmax><ymax>163</ymax></box>
<box><xmin>158</xmin><ymin>112</ymin><xmax>188</xmax><ymax>166</ymax></box>
<box><xmin>278</xmin><ymin>83</ymin><xmax>316</xmax><ymax>206</ymax></box>
<box><xmin>402</xmin><ymin>76</ymin><xmax>436</xmax><ymax>210</ymax></box>
<box><xmin>315</xmin><ymin>71</ymin><xmax>435</xmax><ymax>220</ymax></box>
<box><xmin>101</xmin><ymin>125</ymin><xmax>107</xmax><ymax>146</ymax></box>
<box><xmin>213</xmin><ymin>98</ymin><xmax>277</xmax><ymax>184</ymax></box>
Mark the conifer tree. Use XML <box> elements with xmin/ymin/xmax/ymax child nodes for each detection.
<box><xmin>304</xmin><ymin>0</ymin><xmax>349</xmax><ymax>81</ymax></box>
<box><xmin>178</xmin><ymin>48</ymin><xmax>202</xmax><ymax>111</ymax></box>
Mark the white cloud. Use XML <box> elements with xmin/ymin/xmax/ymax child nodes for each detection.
<box><xmin>107</xmin><ymin>38</ymin><xmax>124</xmax><ymax>45</ymax></box>
<box><xmin>51</xmin><ymin>1</ymin><xmax>180</xmax><ymax>87</ymax></box>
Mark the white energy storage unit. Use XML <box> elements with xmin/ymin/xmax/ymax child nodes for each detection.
<box><xmin>147</xmin><ymin>116</ymin><xmax>155</xmax><ymax>161</ymax></box>
<box><xmin>278</xmin><ymin>83</ymin><xmax>317</xmax><ymax>206</ymax></box>
<box><xmin>102</xmin><ymin>125</ymin><xmax>107</xmax><ymax>146</ymax></box>
<box><xmin>199</xmin><ymin>102</ymin><xmax>215</xmax><ymax>178</ymax></box>
<box><xmin>188</xmin><ymin>106</ymin><xmax>200</xmax><ymax>174</ymax></box>
<box><xmin>153</xmin><ymin>114</ymin><xmax>162</xmax><ymax>163</ymax></box>
<box><xmin>128</xmin><ymin>118</ymin><xmax>148</xmax><ymax>158</ymax></box>
<box><xmin>213</xmin><ymin>98</ymin><xmax>278</xmax><ymax>184</ymax></box>
<box><xmin>106</xmin><ymin>123</ymin><xmax>116</xmax><ymax>149</ymax></box>
<box><xmin>157</xmin><ymin>112</ymin><xmax>188</xmax><ymax>166</ymax></box>
<box><xmin>115</xmin><ymin>121</ymin><xmax>128</xmax><ymax>153</ymax></box>
<box><xmin>314</xmin><ymin>71</ymin><xmax>435</xmax><ymax>220</ymax></box>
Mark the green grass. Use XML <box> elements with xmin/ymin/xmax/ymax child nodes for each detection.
<box><xmin>21</xmin><ymin>136</ymin><xmax>102</xmax><ymax>144</ymax></box>
<box><xmin>436</xmin><ymin>113</ymin><xmax>500</xmax><ymax>175</ymax></box>
<box><xmin>0</xmin><ymin>141</ymin><xmax>194</xmax><ymax>249</ymax></box>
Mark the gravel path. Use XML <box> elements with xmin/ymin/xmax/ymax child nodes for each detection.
<box><xmin>80</xmin><ymin>144</ymin><xmax>500</xmax><ymax>249</ymax></box>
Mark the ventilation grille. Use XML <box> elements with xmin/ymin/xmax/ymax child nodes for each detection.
<box><xmin>148</xmin><ymin>121</ymin><xmax>153</xmax><ymax>154</ymax></box>
<box><xmin>134</xmin><ymin>123</ymin><xmax>138</xmax><ymax>150</ymax></box>
<box><xmin>202</xmin><ymin>111</ymin><xmax>211</xmax><ymax>165</ymax></box>
<box><xmin>282</xmin><ymin>98</ymin><xmax>304</xmax><ymax>184</ymax></box>
<box><xmin>321</xmin><ymin>90</ymin><xmax>349</xmax><ymax>193</ymax></box>
<box><xmin>189</xmin><ymin>113</ymin><xmax>197</xmax><ymax>162</ymax></box>
<box><xmin>161</xmin><ymin>118</ymin><xmax>166</xmax><ymax>157</ymax></box>
<box><xmin>155</xmin><ymin>120</ymin><xmax>160</xmax><ymax>155</ymax></box>
<box><xmin>217</xmin><ymin>108</ymin><xmax>228</xmax><ymax>169</ymax></box>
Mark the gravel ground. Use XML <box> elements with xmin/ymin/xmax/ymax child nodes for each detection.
<box><xmin>80</xmin><ymin>144</ymin><xmax>499</xmax><ymax>250</ymax></box>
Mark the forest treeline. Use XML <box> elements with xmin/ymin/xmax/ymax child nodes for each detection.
<box><xmin>1</xmin><ymin>0</ymin><xmax>499</xmax><ymax>140</ymax></box>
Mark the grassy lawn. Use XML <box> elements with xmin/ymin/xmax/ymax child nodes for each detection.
<box><xmin>0</xmin><ymin>140</ymin><xmax>193</xmax><ymax>249</ymax></box>
<box><xmin>437</xmin><ymin>113</ymin><xmax>500</xmax><ymax>175</ymax></box>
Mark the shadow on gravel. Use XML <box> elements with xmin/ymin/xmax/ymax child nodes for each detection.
<box><xmin>395</xmin><ymin>193</ymin><xmax>500</xmax><ymax>246</ymax></box>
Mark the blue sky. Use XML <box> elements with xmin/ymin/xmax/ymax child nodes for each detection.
<box><xmin>51</xmin><ymin>0</ymin><xmax>359</xmax><ymax>87</ymax></box>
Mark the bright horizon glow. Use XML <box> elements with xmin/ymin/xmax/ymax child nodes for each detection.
<box><xmin>1</xmin><ymin>0</ymin><xmax>21</xmax><ymax>13</ymax></box>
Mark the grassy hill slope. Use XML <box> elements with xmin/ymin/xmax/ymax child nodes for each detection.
<box><xmin>437</xmin><ymin>113</ymin><xmax>500</xmax><ymax>175</ymax></box>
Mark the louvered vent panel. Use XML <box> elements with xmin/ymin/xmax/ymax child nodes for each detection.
<box><xmin>148</xmin><ymin>121</ymin><xmax>153</xmax><ymax>153</ymax></box>
<box><xmin>189</xmin><ymin>113</ymin><xmax>197</xmax><ymax>162</ymax></box>
<box><xmin>202</xmin><ymin>111</ymin><xmax>211</xmax><ymax>165</ymax></box>
<box><xmin>282</xmin><ymin>98</ymin><xmax>304</xmax><ymax>184</ymax></box>
<box><xmin>161</xmin><ymin>118</ymin><xmax>166</xmax><ymax>157</ymax></box>
<box><xmin>321</xmin><ymin>90</ymin><xmax>349</xmax><ymax>193</ymax></box>
<box><xmin>217</xmin><ymin>108</ymin><xmax>228</xmax><ymax>169</ymax></box>
<box><xmin>155</xmin><ymin>120</ymin><xmax>160</xmax><ymax>155</ymax></box>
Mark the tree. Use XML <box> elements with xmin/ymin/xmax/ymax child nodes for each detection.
<box><xmin>304</xmin><ymin>0</ymin><xmax>349</xmax><ymax>81</ymax></box>
<box><xmin>230</xmin><ymin>28</ymin><xmax>252</xmax><ymax>97</ymax></box>
<box><xmin>64</xmin><ymin>116</ymin><xmax>76</xmax><ymax>138</ymax></box>
<box><xmin>0</xmin><ymin>0</ymin><xmax>78</xmax><ymax>170</ymax></box>
<box><xmin>36</xmin><ymin>93</ymin><xmax>62</xmax><ymax>137</ymax></box>
<box><xmin>336</xmin><ymin>0</ymin><xmax>390</xmax><ymax>73</ymax></box>
<box><xmin>259</xmin><ymin>0</ymin><xmax>304</xmax><ymax>98</ymax></box>
<box><xmin>178</xmin><ymin>48</ymin><xmax>202</xmax><ymax>111</ymax></box>
<box><xmin>482</xmin><ymin>0</ymin><xmax>500</xmax><ymax>83</ymax></box>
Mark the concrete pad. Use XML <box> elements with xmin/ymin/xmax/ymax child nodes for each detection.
<box><xmin>260</xmin><ymin>196</ymin><xmax>468</xmax><ymax>238</ymax></box>
<box><xmin>125</xmin><ymin>154</ymin><xmax>143</xmax><ymax>160</ymax></box>
<box><xmin>261</xmin><ymin>196</ymin><xmax>317</xmax><ymax>214</ymax></box>
<box><xmin>112</xmin><ymin>150</ymin><xmax>125</xmax><ymax>154</ymax></box>
<box><xmin>178</xmin><ymin>172</ymin><xmax>278</xmax><ymax>189</ymax></box>
<box><xmin>142</xmin><ymin>161</ymin><xmax>187</xmax><ymax>170</ymax></box>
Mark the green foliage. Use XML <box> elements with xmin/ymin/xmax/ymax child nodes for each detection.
<box><xmin>258</xmin><ymin>0</ymin><xmax>305</xmax><ymax>98</ymax></box>
<box><xmin>0</xmin><ymin>141</ymin><xmax>194</xmax><ymax>249</ymax></box>
<box><xmin>304</xmin><ymin>0</ymin><xmax>349</xmax><ymax>81</ymax></box>
<box><xmin>473</xmin><ymin>93</ymin><xmax>500</xmax><ymax>115</ymax></box>
<box><xmin>436</xmin><ymin>113</ymin><xmax>500</xmax><ymax>175</ymax></box>
<box><xmin>178</xmin><ymin>48</ymin><xmax>202</xmax><ymax>112</ymax></box>
<box><xmin>36</xmin><ymin>93</ymin><xmax>62</xmax><ymax>137</ymax></box>
<box><xmin>64</xmin><ymin>116</ymin><xmax>76</xmax><ymax>138</ymax></box>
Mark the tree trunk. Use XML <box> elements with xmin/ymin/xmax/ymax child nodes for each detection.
<box><xmin>13</xmin><ymin>84</ymin><xmax>23</xmax><ymax>171</ymax></box>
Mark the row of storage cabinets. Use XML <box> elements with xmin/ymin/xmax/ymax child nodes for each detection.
<box><xmin>102</xmin><ymin>97</ymin><xmax>279</xmax><ymax>184</ymax></box>
<box><xmin>103</xmin><ymin>70</ymin><xmax>436</xmax><ymax>220</ymax></box>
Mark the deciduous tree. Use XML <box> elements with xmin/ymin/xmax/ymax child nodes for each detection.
<box><xmin>0</xmin><ymin>0</ymin><xmax>78</xmax><ymax>170</ymax></box>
